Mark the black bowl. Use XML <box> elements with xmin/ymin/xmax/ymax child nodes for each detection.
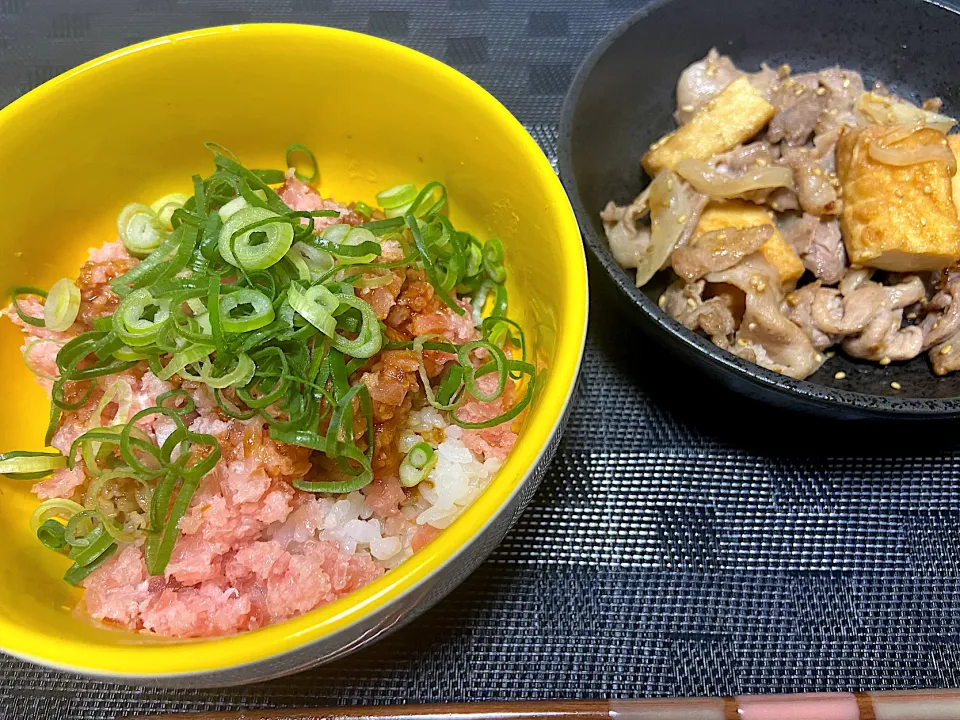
<box><xmin>559</xmin><ymin>0</ymin><xmax>960</xmax><ymax>420</ymax></box>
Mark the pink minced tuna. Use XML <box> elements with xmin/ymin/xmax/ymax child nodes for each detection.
<box><xmin>9</xmin><ymin>199</ymin><xmax>520</xmax><ymax>637</ymax></box>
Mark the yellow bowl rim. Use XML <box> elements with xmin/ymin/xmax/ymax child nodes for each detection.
<box><xmin>0</xmin><ymin>22</ymin><xmax>588</xmax><ymax>679</ymax></box>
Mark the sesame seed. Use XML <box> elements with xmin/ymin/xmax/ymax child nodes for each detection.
<box><xmin>706</xmin><ymin>67</ymin><xmax>716</xmax><ymax>77</ymax></box>
<box><xmin>924</xmin><ymin>185</ymin><xmax>932</xmax><ymax>194</ymax></box>
<box><xmin>748</xmin><ymin>322</ymin><xmax>758</xmax><ymax>331</ymax></box>
<box><xmin>686</xmin><ymin>298</ymin><xmax>697</xmax><ymax>309</ymax></box>
<box><xmin>815</xmin><ymin>353</ymin><xmax>823</xmax><ymax>362</ymax></box>
<box><xmin>891</xmin><ymin>381</ymin><xmax>902</xmax><ymax>390</ymax></box>
<box><xmin>826</xmin><ymin>351</ymin><xmax>836</xmax><ymax>359</ymax></box>
<box><xmin>879</xmin><ymin>356</ymin><xmax>891</xmax><ymax>366</ymax></box>
<box><xmin>738</xmin><ymin>338</ymin><xmax>749</xmax><ymax>347</ymax></box>
<box><xmin>921</xmin><ymin>218</ymin><xmax>928</xmax><ymax>226</ymax></box>
<box><xmin>829</xmin><ymin>108</ymin><xmax>839</xmax><ymax>115</ymax></box>
<box><xmin>666</xmin><ymin>179</ymin><xmax>674</xmax><ymax>191</ymax></box>
<box><xmin>813</xmin><ymin>168</ymin><xmax>823</xmax><ymax>176</ymax></box>
<box><xmin>795</xmin><ymin>86</ymin><xmax>805</xmax><ymax>96</ymax></box>
<box><xmin>815</xmin><ymin>87</ymin><xmax>826</xmax><ymax>96</ymax></box>
<box><xmin>756</xmin><ymin>158</ymin><xmax>768</xmax><ymax>167</ymax></box>
<box><xmin>907</xmin><ymin>312</ymin><xmax>918</xmax><ymax>320</ymax></box>
<box><xmin>681</xmin><ymin>104</ymin><xmax>695</xmax><ymax>113</ymax></box>
<box><xmin>677</xmin><ymin>214</ymin><xmax>689</xmax><ymax>224</ymax></box>
<box><xmin>942</xmin><ymin>344</ymin><xmax>953</xmax><ymax>355</ymax></box>
<box><xmin>658</xmin><ymin>295</ymin><xmax>666</xmax><ymax>308</ymax></box>
<box><xmin>842</xmin><ymin>78</ymin><xmax>851</xmax><ymax>88</ymax></box>
<box><xmin>835</xmin><ymin>371</ymin><xmax>847</xmax><ymax>380</ymax></box>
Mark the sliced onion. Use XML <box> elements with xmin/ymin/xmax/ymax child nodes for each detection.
<box><xmin>43</xmin><ymin>278</ymin><xmax>81</xmax><ymax>332</ymax></box>
<box><xmin>635</xmin><ymin>170</ymin><xmax>690</xmax><ymax>288</ymax></box>
<box><xmin>856</xmin><ymin>91</ymin><xmax>957</xmax><ymax>133</ymax></box>
<box><xmin>869</xmin><ymin>140</ymin><xmax>957</xmax><ymax>175</ymax></box>
<box><xmin>674</xmin><ymin>158</ymin><xmax>794</xmax><ymax>198</ymax></box>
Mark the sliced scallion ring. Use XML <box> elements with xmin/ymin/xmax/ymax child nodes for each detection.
<box><xmin>112</xmin><ymin>288</ymin><xmax>171</xmax><ymax>347</ymax></box>
<box><xmin>118</xmin><ymin>203</ymin><xmax>166</xmax><ymax>257</ymax></box>
<box><xmin>43</xmin><ymin>278</ymin><xmax>81</xmax><ymax>332</ymax></box>
<box><xmin>218</xmin><ymin>206</ymin><xmax>294</xmax><ymax>270</ymax></box>
<box><xmin>0</xmin><ymin>450</ymin><xmax>67</xmax><ymax>479</ymax></box>
<box><xmin>219</xmin><ymin>288</ymin><xmax>275</xmax><ymax>333</ymax></box>
<box><xmin>399</xmin><ymin>441</ymin><xmax>437</xmax><ymax>487</ymax></box>
<box><xmin>286</xmin><ymin>143</ymin><xmax>319</xmax><ymax>183</ymax></box>
<box><xmin>151</xmin><ymin>193</ymin><xmax>191</xmax><ymax>230</ymax></box>
<box><xmin>376</xmin><ymin>183</ymin><xmax>417</xmax><ymax>209</ymax></box>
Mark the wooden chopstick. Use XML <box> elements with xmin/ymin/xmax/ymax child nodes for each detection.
<box><xmin>121</xmin><ymin>690</ymin><xmax>960</xmax><ymax>720</ymax></box>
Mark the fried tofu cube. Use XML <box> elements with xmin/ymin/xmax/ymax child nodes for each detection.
<box><xmin>949</xmin><ymin>134</ymin><xmax>960</xmax><ymax>218</ymax></box>
<box><xmin>642</xmin><ymin>76</ymin><xmax>775</xmax><ymax>176</ymax></box>
<box><xmin>694</xmin><ymin>200</ymin><xmax>805</xmax><ymax>288</ymax></box>
<box><xmin>836</xmin><ymin>125</ymin><xmax>960</xmax><ymax>271</ymax></box>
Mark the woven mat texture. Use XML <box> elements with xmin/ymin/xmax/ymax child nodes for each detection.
<box><xmin>3</xmin><ymin>1</ymin><xmax>960</xmax><ymax>717</ymax></box>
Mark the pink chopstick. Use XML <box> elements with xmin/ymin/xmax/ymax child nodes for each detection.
<box><xmin>122</xmin><ymin>690</ymin><xmax>960</xmax><ymax>720</ymax></box>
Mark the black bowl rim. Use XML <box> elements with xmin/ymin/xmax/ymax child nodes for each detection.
<box><xmin>557</xmin><ymin>0</ymin><xmax>960</xmax><ymax>420</ymax></box>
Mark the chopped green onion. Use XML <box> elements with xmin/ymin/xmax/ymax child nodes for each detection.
<box><xmin>29</xmin><ymin>498</ymin><xmax>85</xmax><ymax>533</ymax></box>
<box><xmin>354</xmin><ymin>201</ymin><xmax>373</xmax><ymax>219</ymax></box>
<box><xmin>218</xmin><ymin>206</ymin><xmax>294</xmax><ymax>270</ymax></box>
<box><xmin>0</xmin><ymin>450</ymin><xmax>67</xmax><ymax>479</ymax></box>
<box><xmin>118</xmin><ymin>203</ymin><xmax>166</xmax><ymax>257</ymax></box>
<box><xmin>376</xmin><ymin>183</ymin><xmax>417</xmax><ymax>209</ymax></box>
<box><xmin>37</xmin><ymin>519</ymin><xmax>67</xmax><ymax>550</ymax></box>
<box><xmin>156</xmin><ymin>343</ymin><xmax>215</xmax><ymax>382</ymax></box>
<box><xmin>10</xmin><ymin>286</ymin><xmax>47</xmax><ymax>327</ymax></box>
<box><xmin>219</xmin><ymin>288</ymin><xmax>275</xmax><ymax>333</ymax></box>
<box><xmin>64</xmin><ymin>543</ymin><xmax>117</xmax><ymax>586</ymax></box>
<box><xmin>329</xmin><ymin>294</ymin><xmax>383</xmax><ymax>358</ymax></box>
<box><xmin>286</xmin><ymin>143</ymin><xmax>319</xmax><ymax>183</ymax></box>
<box><xmin>482</xmin><ymin>237</ymin><xmax>507</xmax><ymax>283</ymax></box>
<box><xmin>288</xmin><ymin>283</ymin><xmax>339</xmax><ymax>336</ymax></box>
<box><xmin>151</xmin><ymin>193</ymin><xmax>190</xmax><ymax>230</ymax></box>
<box><xmin>157</xmin><ymin>388</ymin><xmax>195</xmax><ymax>414</ymax></box>
<box><xmin>43</xmin><ymin>278</ymin><xmax>81</xmax><ymax>332</ymax></box>
<box><xmin>338</xmin><ymin>227</ymin><xmax>380</xmax><ymax>265</ymax></box>
<box><xmin>218</xmin><ymin>196</ymin><xmax>248</xmax><ymax>221</ymax></box>
<box><xmin>112</xmin><ymin>288</ymin><xmax>170</xmax><ymax>346</ymax></box>
<box><xmin>200</xmin><ymin>353</ymin><xmax>256</xmax><ymax>388</ymax></box>
<box><xmin>399</xmin><ymin>441</ymin><xmax>436</xmax><ymax>487</ymax></box>
<box><xmin>87</xmin><ymin>379</ymin><xmax>133</xmax><ymax>429</ymax></box>
<box><xmin>64</xmin><ymin>510</ymin><xmax>104</xmax><ymax>548</ymax></box>
<box><xmin>359</xmin><ymin>217</ymin><xmax>405</xmax><ymax>235</ymax></box>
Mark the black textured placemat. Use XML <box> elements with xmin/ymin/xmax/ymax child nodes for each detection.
<box><xmin>5</xmin><ymin>1</ymin><xmax>960</xmax><ymax>718</ymax></box>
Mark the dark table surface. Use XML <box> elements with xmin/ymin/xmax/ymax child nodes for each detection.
<box><xmin>5</xmin><ymin>1</ymin><xmax>960</xmax><ymax>718</ymax></box>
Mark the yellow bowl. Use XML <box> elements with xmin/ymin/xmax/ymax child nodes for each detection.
<box><xmin>0</xmin><ymin>24</ymin><xmax>586</xmax><ymax>685</ymax></box>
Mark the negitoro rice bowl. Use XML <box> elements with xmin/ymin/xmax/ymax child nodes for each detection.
<box><xmin>1</xmin><ymin>144</ymin><xmax>534</xmax><ymax>639</ymax></box>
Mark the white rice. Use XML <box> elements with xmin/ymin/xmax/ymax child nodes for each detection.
<box><xmin>307</xmin><ymin>406</ymin><xmax>502</xmax><ymax>570</ymax></box>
